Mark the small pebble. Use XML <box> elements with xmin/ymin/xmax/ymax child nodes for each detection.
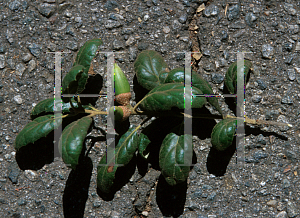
<box><xmin>142</xmin><ymin>211</ymin><xmax>148</xmax><ymax>216</ymax></box>
<box><xmin>28</xmin><ymin>60</ymin><xmax>36</xmax><ymax>72</ymax></box>
<box><xmin>38</xmin><ymin>3</ymin><xmax>56</xmax><ymax>17</ymax></box>
<box><xmin>104</xmin><ymin>0</ymin><xmax>119</xmax><ymax>11</ymax></box>
<box><xmin>22</xmin><ymin>53</ymin><xmax>32</xmax><ymax>63</ymax></box>
<box><xmin>9</xmin><ymin>1</ymin><xmax>21</xmax><ymax>11</ymax></box>
<box><xmin>281</xmin><ymin>95</ymin><xmax>293</xmax><ymax>104</ymax></box>
<box><xmin>283</xmin><ymin>43</ymin><xmax>293</xmax><ymax>52</ymax></box>
<box><xmin>245</xmin><ymin>12</ymin><xmax>257</xmax><ymax>27</ymax></box>
<box><xmin>253</xmin><ymin>151</ymin><xmax>268</xmax><ymax>160</ymax></box>
<box><xmin>275</xmin><ymin>211</ymin><xmax>287</xmax><ymax>218</ymax></box>
<box><xmin>0</xmin><ymin>55</ymin><xmax>5</xmax><ymax>69</ymax></box>
<box><xmin>128</xmin><ymin>47</ymin><xmax>137</xmax><ymax>62</ymax></box>
<box><xmin>17</xmin><ymin>198</ymin><xmax>27</xmax><ymax>206</ymax></box>
<box><xmin>163</xmin><ymin>26</ymin><xmax>171</xmax><ymax>34</ymax></box>
<box><xmin>261</xmin><ymin>44</ymin><xmax>274</xmax><ymax>59</ymax></box>
<box><xmin>287</xmin><ymin>69</ymin><xmax>296</xmax><ymax>81</ymax></box>
<box><xmin>0</xmin><ymin>46</ymin><xmax>5</xmax><ymax>53</ymax></box>
<box><xmin>267</xmin><ymin>200</ymin><xmax>277</xmax><ymax>208</ymax></box>
<box><xmin>256</xmin><ymin>79</ymin><xmax>267</xmax><ymax>90</ymax></box>
<box><xmin>221</xmin><ymin>30</ymin><xmax>228</xmax><ymax>41</ymax></box>
<box><xmin>283</xmin><ymin>3</ymin><xmax>297</xmax><ymax>16</ymax></box>
<box><xmin>137</xmin><ymin>42</ymin><xmax>149</xmax><ymax>51</ymax></box>
<box><xmin>28</xmin><ymin>43</ymin><xmax>42</xmax><ymax>57</ymax></box>
<box><xmin>13</xmin><ymin>95</ymin><xmax>23</xmax><ymax>105</ymax></box>
<box><xmin>25</xmin><ymin>170</ymin><xmax>38</xmax><ymax>181</ymax></box>
<box><xmin>284</xmin><ymin>55</ymin><xmax>293</xmax><ymax>65</ymax></box>
<box><xmin>203</xmin><ymin>4</ymin><xmax>219</xmax><ymax>17</ymax></box>
<box><xmin>112</xmin><ymin>39</ymin><xmax>124</xmax><ymax>50</ymax></box>
<box><xmin>172</xmin><ymin>20</ymin><xmax>181</xmax><ymax>30</ymax></box>
<box><xmin>125</xmin><ymin>36</ymin><xmax>135</xmax><ymax>46</ymax></box>
<box><xmin>252</xmin><ymin>95</ymin><xmax>262</xmax><ymax>103</ymax></box>
<box><xmin>211</xmin><ymin>73</ymin><xmax>224</xmax><ymax>84</ymax></box>
<box><xmin>66</xmin><ymin>41</ymin><xmax>78</xmax><ymax>51</ymax></box>
<box><xmin>203</xmin><ymin>49</ymin><xmax>211</xmax><ymax>56</ymax></box>
<box><xmin>93</xmin><ymin>200</ymin><xmax>101</xmax><ymax>208</ymax></box>
<box><xmin>287</xmin><ymin>201</ymin><xmax>299</xmax><ymax>217</ymax></box>
<box><xmin>178</xmin><ymin>13</ymin><xmax>187</xmax><ymax>24</ymax></box>
<box><xmin>105</xmin><ymin>20</ymin><xmax>122</xmax><ymax>29</ymax></box>
<box><xmin>282</xmin><ymin>178</ymin><xmax>290</xmax><ymax>189</ymax></box>
<box><xmin>227</xmin><ymin>4</ymin><xmax>240</xmax><ymax>21</ymax></box>
<box><xmin>15</xmin><ymin>63</ymin><xmax>26</xmax><ymax>76</ymax></box>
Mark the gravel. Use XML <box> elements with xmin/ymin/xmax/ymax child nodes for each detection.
<box><xmin>1</xmin><ymin>0</ymin><xmax>300</xmax><ymax>217</ymax></box>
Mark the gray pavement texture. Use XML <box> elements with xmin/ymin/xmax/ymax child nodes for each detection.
<box><xmin>0</xmin><ymin>0</ymin><xmax>300</xmax><ymax>217</ymax></box>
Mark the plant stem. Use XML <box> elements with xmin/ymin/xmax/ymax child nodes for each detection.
<box><xmin>225</xmin><ymin>114</ymin><xmax>293</xmax><ymax>127</ymax></box>
<box><xmin>132</xmin><ymin>95</ymin><xmax>148</xmax><ymax>112</ymax></box>
<box><xmin>86</xmin><ymin>110</ymin><xmax>108</xmax><ymax>118</ymax></box>
<box><xmin>83</xmin><ymin>106</ymin><xmax>293</xmax><ymax>128</ymax></box>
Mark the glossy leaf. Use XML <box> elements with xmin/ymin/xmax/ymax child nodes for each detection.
<box><xmin>62</xmin><ymin>64</ymin><xmax>87</xmax><ymax>98</ymax></box>
<box><xmin>134</xmin><ymin>50</ymin><xmax>169</xmax><ymax>91</ymax></box>
<box><xmin>211</xmin><ymin>118</ymin><xmax>237</xmax><ymax>151</ymax></box>
<box><xmin>164</xmin><ymin>67</ymin><xmax>222</xmax><ymax>115</ymax></box>
<box><xmin>225</xmin><ymin>60</ymin><xmax>252</xmax><ymax>94</ymax></box>
<box><xmin>140</xmin><ymin>83</ymin><xmax>207</xmax><ymax>111</ymax></box>
<box><xmin>30</xmin><ymin>97</ymin><xmax>91</xmax><ymax>119</ymax></box>
<box><xmin>159</xmin><ymin>132</ymin><xmax>193</xmax><ymax>186</ymax></box>
<box><xmin>97</xmin><ymin>127</ymin><xmax>139</xmax><ymax>193</ymax></box>
<box><xmin>138</xmin><ymin>133</ymin><xmax>151</xmax><ymax>159</ymax></box>
<box><xmin>74</xmin><ymin>38</ymin><xmax>103</xmax><ymax>74</ymax></box>
<box><xmin>59</xmin><ymin>116</ymin><xmax>93</xmax><ymax>169</ymax></box>
<box><xmin>14</xmin><ymin>115</ymin><xmax>61</xmax><ymax>150</ymax></box>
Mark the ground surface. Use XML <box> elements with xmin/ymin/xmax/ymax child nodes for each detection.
<box><xmin>0</xmin><ymin>0</ymin><xmax>300</xmax><ymax>217</ymax></box>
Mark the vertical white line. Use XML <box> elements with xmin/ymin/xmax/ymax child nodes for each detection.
<box><xmin>106</xmin><ymin>53</ymin><xmax>116</xmax><ymax>166</ymax></box>
<box><xmin>54</xmin><ymin>52</ymin><xmax>62</xmax><ymax>160</ymax></box>
<box><xmin>236</xmin><ymin>52</ymin><xmax>245</xmax><ymax>167</ymax></box>
<box><xmin>184</xmin><ymin>52</ymin><xmax>193</xmax><ymax>167</ymax></box>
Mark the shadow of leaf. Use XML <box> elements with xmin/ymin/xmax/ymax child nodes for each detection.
<box><xmin>156</xmin><ymin>174</ymin><xmax>187</xmax><ymax>218</ymax></box>
<box><xmin>63</xmin><ymin>156</ymin><xmax>93</xmax><ymax>218</ymax></box>
<box><xmin>97</xmin><ymin>155</ymin><xmax>137</xmax><ymax>201</ymax></box>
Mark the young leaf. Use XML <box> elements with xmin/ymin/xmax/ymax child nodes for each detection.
<box><xmin>59</xmin><ymin>116</ymin><xmax>93</xmax><ymax>169</ymax></box>
<box><xmin>211</xmin><ymin>118</ymin><xmax>237</xmax><ymax>151</ymax></box>
<box><xmin>74</xmin><ymin>38</ymin><xmax>103</xmax><ymax>74</ymax></box>
<box><xmin>140</xmin><ymin>83</ymin><xmax>207</xmax><ymax>111</ymax></box>
<box><xmin>134</xmin><ymin>50</ymin><xmax>169</xmax><ymax>91</ymax></box>
<box><xmin>62</xmin><ymin>64</ymin><xmax>87</xmax><ymax>98</ymax></box>
<box><xmin>159</xmin><ymin>132</ymin><xmax>193</xmax><ymax>186</ymax></box>
<box><xmin>30</xmin><ymin>97</ymin><xmax>91</xmax><ymax>119</ymax></box>
<box><xmin>14</xmin><ymin>115</ymin><xmax>61</xmax><ymax>150</ymax></box>
<box><xmin>164</xmin><ymin>67</ymin><xmax>223</xmax><ymax>115</ymax></box>
<box><xmin>97</xmin><ymin>127</ymin><xmax>139</xmax><ymax>193</ymax></box>
<box><xmin>138</xmin><ymin>133</ymin><xmax>151</xmax><ymax>159</ymax></box>
<box><xmin>225</xmin><ymin>60</ymin><xmax>252</xmax><ymax>94</ymax></box>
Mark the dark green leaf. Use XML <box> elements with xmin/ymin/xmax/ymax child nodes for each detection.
<box><xmin>225</xmin><ymin>60</ymin><xmax>253</xmax><ymax>94</ymax></box>
<box><xmin>164</xmin><ymin>67</ymin><xmax>222</xmax><ymax>115</ymax></box>
<box><xmin>140</xmin><ymin>83</ymin><xmax>207</xmax><ymax>111</ymax></box>
<box><xmin>97</xmin><ymin>127</ymin><xmax>139</xmax><ymax>193</ymax></box>
<box><xmin>134</xmin><ymin>50</ymin><xmax>169</xmax><ymax>90</ymax></box>
<box><xmin>59</xmin><ymin>116</ymin><xmax>93</xmax><ymax>169</ymax></box>
<box><xmin>74</xmin><ymin>38</ymin><xmax>103</xmax><ymax>74</ymax></box>
<box><xmin>159</xmin><ymin>132</ymin><xmax>193</xmax><ymax>186</ymax></box>
<box><xmin>138</xmin><ymin>133</ymin><xmax>151</xmax><ymax>159</ymax></box>
<box><xmin>14</xmin><ymin>115</ymin><xmax>61</xmax><ymax>150</ymax></box>
<box><xmin>211</xmin><ymin>118</ymin><xmax>237</xmax><ymax>151</ymax></box>
<box><xmin>62</xmin><ymin>65</ymin><xmax>87</xmax><ymax>102</ymax></box>
<box><xmin>30</xmin><ymin>97</ymin><xmax>91</xmax><ymax>119</ymax></box>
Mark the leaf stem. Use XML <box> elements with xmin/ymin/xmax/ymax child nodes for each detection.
<box><xmin>224</xmin><ymin>114</ymin><xmax>293</xmax><ymax>127</ymax></box>
<box><xmin>133</xmin><ymin>95</ymin><xmax>148</xmax><ymax>112</ymax></box>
